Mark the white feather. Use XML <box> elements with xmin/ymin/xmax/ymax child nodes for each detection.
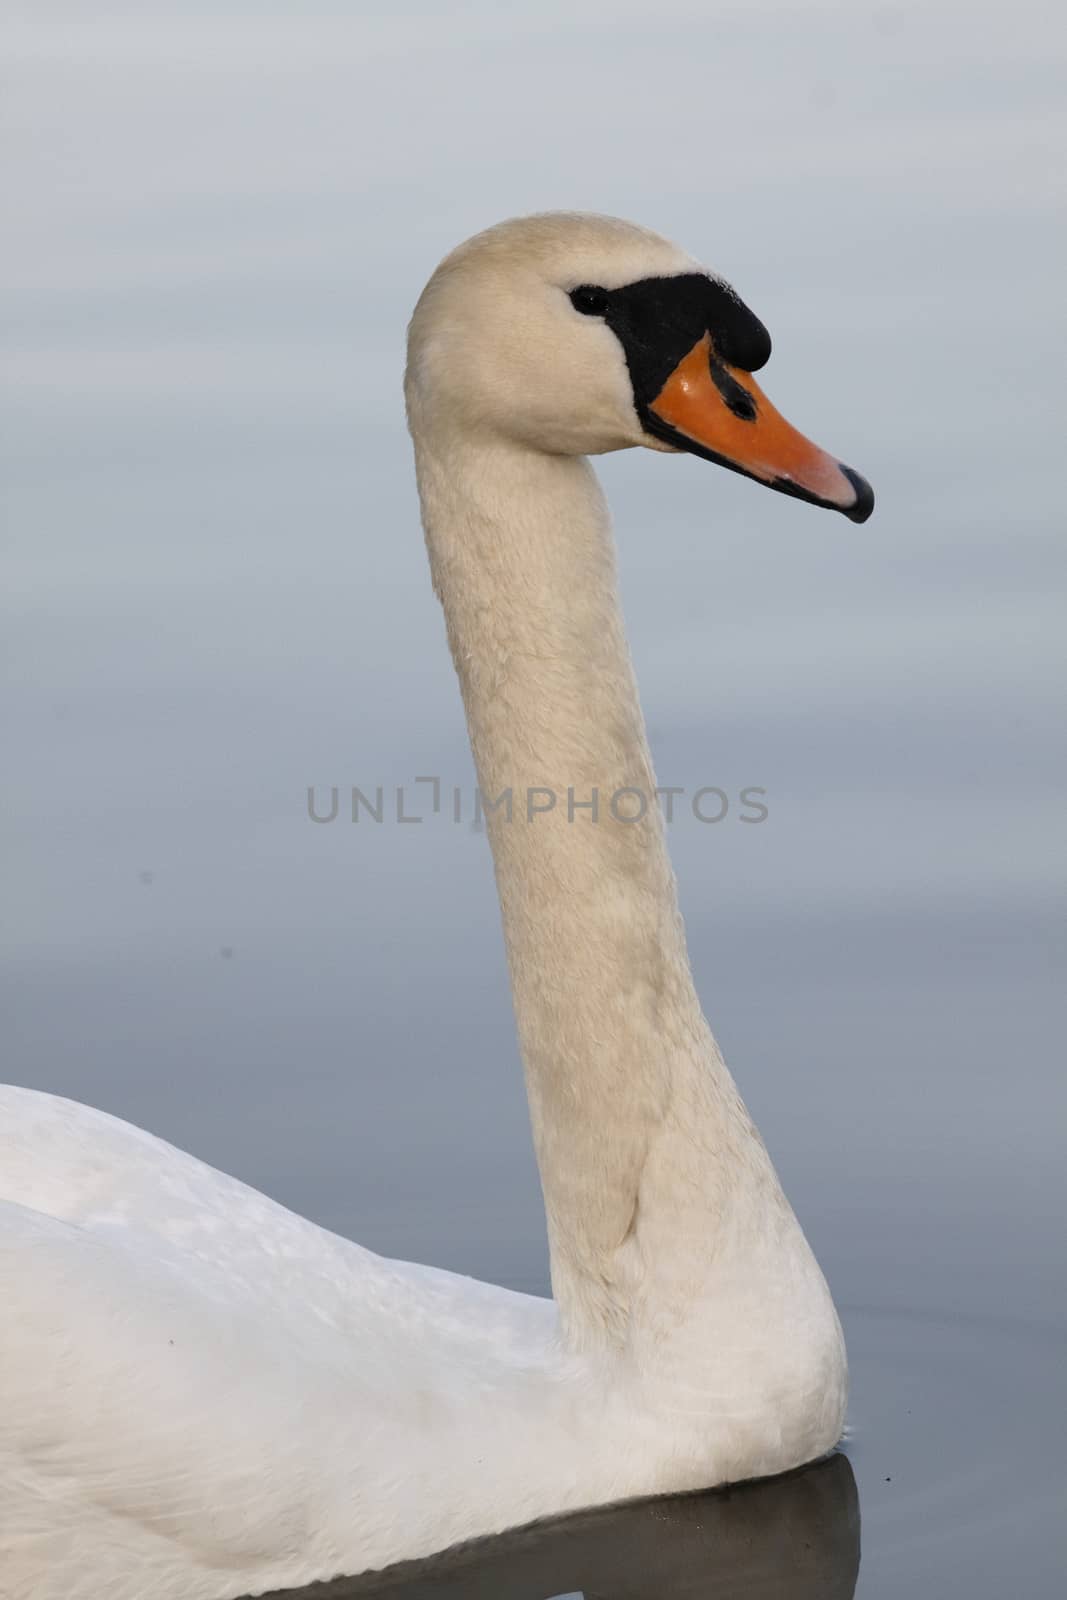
<box><xmin>1</xmin><ymin>214</ymin><xmax>847</xmax><ymax>1600</ymax></box>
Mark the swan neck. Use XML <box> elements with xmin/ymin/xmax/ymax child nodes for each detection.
<box><xmin>412</xmin><ymin>431</ymin><xmax>777</xmax><ymax>1350</ymax></box>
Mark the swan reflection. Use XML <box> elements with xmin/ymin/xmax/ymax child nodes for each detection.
<box><xmin>258</xmin><ymin>1452</ymin><xmax>859</xmax><ymax>1600</ymax></box>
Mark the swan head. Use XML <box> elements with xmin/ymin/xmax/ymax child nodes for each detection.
<box><xmin>406</xmin><ymin>212</ymin><xmax>873</xmax><ymax>522</ymax></box>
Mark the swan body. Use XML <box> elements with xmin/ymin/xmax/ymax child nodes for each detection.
<box><xmin>0</xmin><ymin>214</ymin><xmax>872</xmax><ymax>1600</ymax></box>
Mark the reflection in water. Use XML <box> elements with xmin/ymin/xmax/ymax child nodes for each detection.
<box><xmin>254</xmin><ymin>1452</ymin><xmax>859</xmax><ymax>1599</ymax></box>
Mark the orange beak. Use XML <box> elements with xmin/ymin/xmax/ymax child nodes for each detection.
<box><xmin>645</xmin><ymin>334</ymin><xmax>874</xmax><ymax>523</ymax></box>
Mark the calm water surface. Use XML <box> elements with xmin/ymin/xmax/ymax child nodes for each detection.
<box><xmin>4</xmin><ymin>5</ymin><xmax>1064</xmax><ymax>1598</ymax></box>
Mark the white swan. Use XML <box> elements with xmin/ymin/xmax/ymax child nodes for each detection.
<box><xmin>0</xmin><ymin>213</ymin><xmax>873</xmax><ymax>1600</ymax></box>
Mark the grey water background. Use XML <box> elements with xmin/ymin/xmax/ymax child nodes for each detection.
<box><xmin>3</xmin><ymin>3</ymin><xmax>1065</xmax><ymax>1596</ymax></box>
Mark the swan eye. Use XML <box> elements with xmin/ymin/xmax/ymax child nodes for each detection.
<box><xmin>570</xmin><ymin>285</ymin><xmax>610</xmax><ymax>317</ymax></box>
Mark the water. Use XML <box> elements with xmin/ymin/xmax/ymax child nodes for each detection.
<box><xmin>4</xmin><ymin>4</ymin><xmax>1064</xmax><ymax>1597</ymax></box>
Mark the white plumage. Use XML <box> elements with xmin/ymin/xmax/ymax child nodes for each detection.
<box><xmin>1</xmin><ymin>214</ymin><xmax>857</xmax><ymax>1600</ymax></box>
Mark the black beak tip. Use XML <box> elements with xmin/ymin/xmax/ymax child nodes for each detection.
<box><xmin>840</xmin><ymin>465</ymin><xmax>875</xmax><ymax>524</ymax></box>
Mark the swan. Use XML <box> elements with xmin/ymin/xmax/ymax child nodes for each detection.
<box><xmin>0</xmin><ymin>212</ymin><xmax>873</xmax><ymax>1600</ymax></box>
<box><xmin>275</xmin><ymin>1452</ymin><xmax>861</xmax><ymax>1600</ymax></box>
